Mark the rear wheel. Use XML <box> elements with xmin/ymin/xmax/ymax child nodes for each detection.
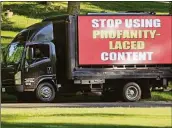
<box><xmin>123</xmin><ymin>82</ymin><xmax>141</xmax><ymax>102</ymax></box>
<box><xmin>36</xmin><ymin>82</ymin><xmax>56</xmax><ymax>102</ymax></box>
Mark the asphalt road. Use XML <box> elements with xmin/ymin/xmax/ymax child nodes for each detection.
<box><xmin>1</xmin><ymin>101</ymin><xmax>172</xmax><ymax>108</ymax></box>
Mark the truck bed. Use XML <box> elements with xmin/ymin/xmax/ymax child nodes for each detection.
<box><xmin>72</xmin><ymin>66</ymin><xmax>172</xmax><ymax>80</ymax></box>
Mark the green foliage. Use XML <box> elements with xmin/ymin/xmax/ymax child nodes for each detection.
<box><xmin>151</xmin><ymin>91</ymin><xmax>172</xmax><ymax>101</ymax></box>
<box><xmin>2</xmin><ymin>2</ymin><xmax>67</xmax><ymax>19</ymax></box>
<box><xmin>82</xmin><ymin>1</ymin><xmax>169</xmax><ymax>13</ymax></box>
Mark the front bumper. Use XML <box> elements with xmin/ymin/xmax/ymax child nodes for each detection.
<box><xmin>1</xmin><ymin>85</ymin><xmax>24</xmax><ymax>94</ymax></box>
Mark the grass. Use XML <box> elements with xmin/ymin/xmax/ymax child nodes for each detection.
<box><xmin>1</xmin><ymin>107</ymin><xmax>172</xmax><ymax>128</ymax></box>
<box><xmin>1</xmin><ymin>31</ymin><xmax>17</xmax><ymax>45</ymax></box>
<box><xmin>1</xmin><ymin>2</ymin><xmax>170</xmax><ymax>46</ymax></box>
<box><xmin>151</xmin><ymin>91</ymin><xmax>172</xmax><ymax>101</ymax></box>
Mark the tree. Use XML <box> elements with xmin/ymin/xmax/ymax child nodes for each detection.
<box><xmin>67</xmin><ymin>2</ymin><xmax>80</xmax><ymax>15</ymax></box>
<box><xmin>169</xmin><ymin>2</ymin><xmax>172</xmax><ymax>14</ymax></box>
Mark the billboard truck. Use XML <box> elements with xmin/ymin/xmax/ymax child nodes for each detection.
<box><xmin>1</xmin><ymin>12</ymin><xmax>172</xmax><ymax>102</ymax></box>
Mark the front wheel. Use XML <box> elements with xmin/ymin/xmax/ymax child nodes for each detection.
<box><xmin>123</xmin><ymin>82</ymin><xmax>141</xmax><ymax>102</ymax></box>
<box><xmin>36</xmin><ymin>82</ymin><xmax>56</xmax><ymax>102</ymax></box>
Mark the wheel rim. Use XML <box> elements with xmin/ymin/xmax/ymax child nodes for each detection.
<box><xmin>126</xmin><ymin>86</ymin><xmax>138</xmax><ymax>100</ymax></box>
<box><xmin>40</xmin><ymin>86</ymin><xmax>52</xmax><ymax>99</ymax></box>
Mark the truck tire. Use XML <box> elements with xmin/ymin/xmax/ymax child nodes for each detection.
<box><xmin>123</xmin><ymin>82</ymin><xmax>141</xmax><ymax>102</ymax></box>
<box><xmin>36</xmin><ymin>82</ymin><xmax>56</xmax><ymax>102</ymax></box>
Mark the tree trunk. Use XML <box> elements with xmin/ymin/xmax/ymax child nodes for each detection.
<box><xmin>169</xmin><ymin>2</ymin><xmax>172</xmax><ymax>14</ymax></box>
<box><xmin>67</xmin><ymin>2</ymin><xmax>80</xmax><ymax>15</ymax></box>
<box><xmin>38</xmin><ymin>1</ymin><xmax>51</xmax><ymax>5</ymax></box>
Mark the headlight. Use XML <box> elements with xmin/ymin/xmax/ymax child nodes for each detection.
<box><xmin>15</xmin><ymin>71</ymin><xmax>21</xmax><ymax>85</ymax></box>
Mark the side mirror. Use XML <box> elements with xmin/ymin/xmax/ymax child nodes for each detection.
<box><xmin>25</xmin><ymin>47</ymin><xmax>34</xmax><ymax>72</ymax></box>
<box><xmin>26</xmin><ymin>47</ymin><xmax>34</xmax><ymax>61</ymax></box>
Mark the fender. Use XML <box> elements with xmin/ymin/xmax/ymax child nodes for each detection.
<box><xmin>36</xmin><ymin>75</ymin><xmax>58</xmax><ymax>92</ymax></box>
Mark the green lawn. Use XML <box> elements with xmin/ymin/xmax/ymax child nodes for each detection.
<box><xmin>1</xmin><ymin>2</ymin><xmax>170</xmax><ymax>46</ymax></box>
<box><xmin>1</xmin><ymin>107</ymin><xmax>171</xmax><ymax>128</ymax></box>
<box><xmin>151</xmin><ymin>91</ymin><xmax>172</xmax><ymax>101</ymax></box>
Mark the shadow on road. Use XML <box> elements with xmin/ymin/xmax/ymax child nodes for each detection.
<box><xmin>1</xmin><ymin>93</ymin><xmax>123</xmax><ymax>103</ymax></box>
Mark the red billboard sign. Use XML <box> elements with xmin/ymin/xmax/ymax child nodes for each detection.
<box><xmin>78</xmin><ymin>15</ymin><xmax>172</xmax><ymax>65</ymax></box>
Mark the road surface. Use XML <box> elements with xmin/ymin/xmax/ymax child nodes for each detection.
<box><xmin>1</xmin><ymin>101</ymin><xmax>172</xmax><ymax>108</ymax></box>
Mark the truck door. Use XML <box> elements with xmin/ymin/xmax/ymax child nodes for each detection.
<box><xmin>23</xmin><ymin>43</ymin><xmax>53</xmax><ymax>90</ymax></box>
<box><xmin>2</xmin><ymin>43</ymin><xmax>24</xmax><ymax>86</ymax></box>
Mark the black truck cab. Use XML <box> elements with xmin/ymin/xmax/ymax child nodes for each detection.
<box><xmin>2</xmin><ymin>21</ymin><xmax>56</xmax><ymax>94</ymax></box>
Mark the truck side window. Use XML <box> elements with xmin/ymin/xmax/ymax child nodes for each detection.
<box><xmin>26</xmin><ymin>44</ymin><xmax>50</xmax><ymax>65</ymax></box>
<box><xmin>32</xmin><ymin>24</ymin><xmax>53</xmax><ymax>42</ymax></box>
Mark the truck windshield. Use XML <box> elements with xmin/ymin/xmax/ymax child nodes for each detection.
<box><xmin>5</xmin><ymin>29</ymin><xmax>29</xmax><ymax>65</ymax></box>
<box><xmin>6</xmin><ymin>43</ymin><xmax>24</xmax><ymax>65</ymax></box>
